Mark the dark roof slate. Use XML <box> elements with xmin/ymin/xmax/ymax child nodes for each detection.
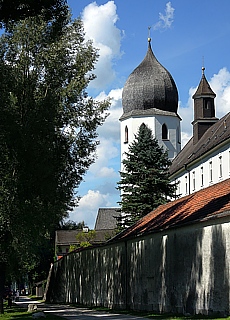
<box><xmin>56</xmin><ymin>208</ymin><xmax>120</xmax><ymax>247</ymax></box>
<box><xmin>119</xmin><ymin>108</ymin><xmax>181</xmax><ymax>121</ymax></box>
<box><xmin>55</xmin><ymin>229</ymin><xmax>117</xmax><ymax>246</ymax></box>
<box><xmin>112</xmin><ymin>178</ymin><xmax>230</xmax><ymax>241</ymax></box>
<box><xmin>192</xmin><ymin>71</ymin><xmax>216</xmax><ymax>98</ymax></box>
<box><xmin>122</xmin><ymin>41</ymin><xmax>178</xmax><ymax>115</ymax></box>
<box><xmin>55</xmin><ymin>230</ymin><xmax>81</xmax><ymax>245</ymax></box>
<box><xmin>170</xmin><ymin>112</ymin><xmax>230</xmax><ymax>176</ymax></box>
<box><xmin>94</xmin><ymin>208</ymin><xmax>120</xmax><ymax>230</ymax></box>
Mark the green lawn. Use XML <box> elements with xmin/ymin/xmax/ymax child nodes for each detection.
<box><xmin>0</xmin><ymin>303</ymin><xmax>63</xmax><ymax>320</ymax></box>
<box><xmin>91</xmin><ymin>306</ymin><xmax>230</xmax><ymax>320</ymax></box>
<box><xmin>1</xmin><ymin>301</ymin><xmax>230</xmax><ymax>320</ymax></box>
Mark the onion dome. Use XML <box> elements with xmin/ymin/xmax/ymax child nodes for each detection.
<box><xmin>122</xmin><ymin>39</ymin><xmax>178</xmax><ymax>115</ymax></box>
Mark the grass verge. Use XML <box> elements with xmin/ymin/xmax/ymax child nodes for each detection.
<box><xmin>89</xmin><ymin>306</ymin><xmax>230</xmax><ymax>319</ymax></box>
<box><xmin>0</xmin><ymin>303</ymin><xmax>62</xmax><ymax>320</ymax></box>
<box><xmin>2</xmin><ymin>300</ymin><xmax>230</xmax><ymax>320</ymax></box>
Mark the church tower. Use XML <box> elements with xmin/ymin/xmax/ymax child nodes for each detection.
<box><xmin>120</xmin><ymin>38</ymin><xmax>181</xmax><ymax>167</ymax></box>
<box><xmin>192</xmin><ymin>67</ymin><xmax>218</xmax><ymax>144</ymax></box>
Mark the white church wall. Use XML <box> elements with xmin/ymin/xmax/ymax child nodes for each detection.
<box><xmin>120</xmin><ymin>116</ymin><xmax>156</xmax><ymax>171</ymax></box>
<box><xmin>173</xmin><ymin>140</ymin><xmax>230</xmax><ymax>198</ymax></box>
<box><xmin>154</xmin><ymin>115</ymin><xmax>181</xmax><ymax>159</ymax></box>
<box><xmin>120</xmin><ymin>113</ymin><xmax>181</xmax><ymax>171</ymax></box>
<box><xmin>120</xmin><ymin>116</ymin><xmax>155</xmax><ymax>155</ymax></box>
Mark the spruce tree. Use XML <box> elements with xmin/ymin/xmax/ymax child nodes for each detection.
<box><xmin>117</xmin><ymin>123</ymin><xmax>177</xmax><ymax>229</ymax></box>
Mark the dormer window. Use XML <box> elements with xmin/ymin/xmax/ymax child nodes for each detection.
<box><xmin>162</xmin><ymin>123</ymin><xmax>168</xmax><ymax>140</ymax></box>
<box><xmin>125</xmin><ymin>125</ymin><xmax>128</xmax><ymax>143</ymax></box>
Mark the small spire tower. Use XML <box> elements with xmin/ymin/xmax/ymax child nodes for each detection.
<box><xmin>192</xmin><ymin>66</ymin><xmax>218</xmax><ymax>144</ymax></box>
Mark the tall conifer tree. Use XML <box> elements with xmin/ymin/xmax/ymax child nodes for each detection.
<box><xmin>117</xmin><ymin>123</ymin><xmax>177</xmax><ymax>229</ymax></box>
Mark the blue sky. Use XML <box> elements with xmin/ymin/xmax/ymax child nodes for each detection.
<box><xmin>66</xmin><ymin>0</ymin><xmax>230</xmax><ymax>228</ymax></box>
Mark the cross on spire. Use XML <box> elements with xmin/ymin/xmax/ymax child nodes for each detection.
<box><xmin>148</xmin><ymin>26</ymin><xmax>151</xmax><ymax>43</ymax></box>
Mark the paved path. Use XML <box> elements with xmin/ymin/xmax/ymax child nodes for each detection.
<box><xmin>15</xmin><ymin>296</ymin><xmax>149</xmax><ymax>320</ymax></box>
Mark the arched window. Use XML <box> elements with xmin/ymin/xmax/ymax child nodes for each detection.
<box><xmin>162</xmin><ymin>123</ymin><xmax>168</xmax><ymax>140</ymax></box>
<box><xmin>125</xmin><ymin>125</ymin><xmax>128</xmax><ymax>143</ymax></box>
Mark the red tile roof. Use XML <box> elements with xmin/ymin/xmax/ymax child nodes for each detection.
<box><xmin>113</xmin><ymin>178</ymin><xmax>230</xmax><ymax>241</ymax></box>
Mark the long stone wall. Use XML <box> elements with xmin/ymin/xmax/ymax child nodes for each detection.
<box><xmin>46</xmin><ymin>216</ymin><xmax>230</xmax><ymax>316</ymax></box>
<box><xmin>46</xmin><ymin>242</ymin><xmax>127</xmax><ymax>309</ymax></box>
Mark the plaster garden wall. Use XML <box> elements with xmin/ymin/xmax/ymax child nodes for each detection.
<box><xmin>46</xmin><ymin>216</ymin><xmax>230</xmax><ymax>316</ymax></box>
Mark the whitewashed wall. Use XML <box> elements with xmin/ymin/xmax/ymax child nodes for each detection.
<box><xmin>173</xmin><ymin>140</ymin><xmax>230</xmax><ymax>198</ymax></box>
<box><xmin>46</xmin><ymin>215</ymin><xmax>230</xmax><ymax>316</ymax></box>
<box><xmin>120</xmin><ymin>113</ymin><xmax>181</xmax><ymax>171</ymax></box>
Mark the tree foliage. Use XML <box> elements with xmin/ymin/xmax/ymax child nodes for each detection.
<box><xmin>117</xmin><ymin>123</ymin><xmax>177</xmax><ymax>229</ymax></box>
<box><xmin>0</xmin><ymin>0</ymin><xmax>68</xmax><ymax>30</ymax></box>
<box><xmin>0</xmin><ymin>10</ymin><xmax>109</xmax><ymax>312</ymax></box>
<box><xmin>74</xmin><ymin>230</ymin><xmax>96</xmax><ymax>249</ymax></box>
<box><xmin>60</xmin><ymin>220</ymin><xmax>86</xmax><ymax>230</ymax></box>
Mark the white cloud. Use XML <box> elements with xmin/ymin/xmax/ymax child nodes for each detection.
<box><xmin>178</xmin><ymin>87</ymin><xmax>195</xmax><ymax>147</ymax></box>
<box><xmin>96</xmin><ymin>88</ymin><xmax>122</xmax><ymax>142</ymax></box>
<box><xmin>97</xmin><ymin>167</ymin><xmax>117</xmax><ymax>178</ymax></box>
<box><xmin>78</xmin><ymin>190</ymin><xmax>109</xmax><ymax>210</ymax></box>
<box><xmin>82</xmin><ymin>1</ymin><xmax>123</xmax><ymax>89</ymax></box>
<box><xmin>153</xmin><ymin>2</ymin><xmax>175</xmax><ymax>31</ymax></box>
<box><xmin>96</xmin><ymin>138</ymin><xmax>118</xmax><ymax>160</ymax></box>
<box><xmin>89</xmin><ymin>137</ymin><xmax>119</xmax><ymax>177</ymax></box>
<box><xmin>181</xmin><ymin>131</ymin><xmax>192</xmax><ymax>148</ymax></box>
<box><xmin>209</xmin><ymin>67</ymin><xmax>230</xmax><ymax>117</ymax></box>
<box><xmin>86</xmin><ymin>88</ymin><xmax>122</xmax><ymax>179</ymax></box>
<box><xmin>68</xmin><ymin>89</ymin><xmax>122</xmax><ymax>226</ymax></box>
<box><xmin>70</xmin><ymin>190</ymin><xmax>112</xmax><ymax>228</ymax></box>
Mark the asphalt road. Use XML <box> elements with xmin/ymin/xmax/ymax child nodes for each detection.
<box><xmin>15</xmin><ymin>296</ymin><xmax>149</xmax><ymax>320</ymax></box>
